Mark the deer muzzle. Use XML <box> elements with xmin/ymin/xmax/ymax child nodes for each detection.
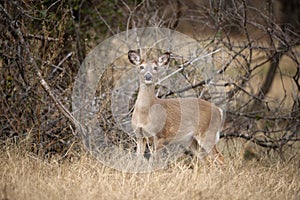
<box><xmin>144</xmin><ymin>72</ymin><xmax>153</xmax><ymax>83</ymax></box>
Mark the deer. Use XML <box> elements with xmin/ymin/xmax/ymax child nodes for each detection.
<box><xmin>128</xmin><ymin>50</ymin><xmax>224</xmax><ymax>165</ymax></box>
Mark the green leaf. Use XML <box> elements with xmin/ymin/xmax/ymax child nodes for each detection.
<box><xmin>255</xmin><ymin>115</ymin><xmax>262</xmax><ymax>121</ymax></box>
<box><xmin>40</xmin><ymin>10</ymin><xmax>47</xmax><ymax>18</ymax></box>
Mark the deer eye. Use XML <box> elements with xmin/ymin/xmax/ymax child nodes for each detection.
<box><xmin>153</xmin><ymin>66</ymin><xmax>158</xmax><ymax>71</ymax></box>
<box><xmin>139</xmin><ymin>65</ymin><xmax>144</xmax><ymax>70</ymax></box>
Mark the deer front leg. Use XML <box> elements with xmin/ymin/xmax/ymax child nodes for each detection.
<box><xmin>146</xmin><ymin>136</ymin><xmax>157</xmax><ymax>155</ymax></box>
<box><xmin>135</xmin><ymin>127</ymin><xmax>146</xmax><ymax>156</ymax></box>
<box><xmin>136</xmin><ymin>137</ymin><xmax>146</xmax><ymax>156</ymax></box>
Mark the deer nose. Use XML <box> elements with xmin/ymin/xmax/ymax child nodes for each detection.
<box><xmin>144</xmin><ymin>73</ymin><xmax>152</xmax><ymax>81</ymax></box>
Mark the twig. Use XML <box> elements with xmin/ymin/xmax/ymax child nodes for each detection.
<box><xmin>0</xmin><ymin>4</ymin><xmax>85</xmax><ymax>136</ymax></box>
<box><xmin>159</xmin><ymin>49</ymin><xmax>221</xmax><ymax>95</ymax></box>
<box><xmin>220</xmin><ymin>131</ymin><xmax>299</xmax><ymax>149</ymax></box>
<box><xmin>25</xmin><ymin>34</ymin><xmax>59</xmax><ymax>42</ymax></box>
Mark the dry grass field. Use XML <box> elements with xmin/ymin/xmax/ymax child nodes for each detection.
<box><xmin>2</xmin><ymin>57</ymin><xmax>298</xmax><ymax>200</ymax></box>
<box><xmin>1</xmin><ymin>1</ymin><xmax>300</xmax><ymax>200</ymax></box>
<box><xmin>1</xmin><ymin>141</ymin><xmax>299</xmax><ymax>200</ymax></box>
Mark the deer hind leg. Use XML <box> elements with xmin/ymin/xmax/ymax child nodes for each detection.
<box><xmin>209</xmin><ymin>146</ymin><xmax>224</xmax><ymax>166</ymax></box>
<box><xmin>189</xmin><ymin>136</ymin><xmax>224</xmax><ymax>166</ymax></box>
<box><xmin>204</xmin><ymin>129</ymin><xmax>224</xmax><ymax>166</ymax></box>
<box><xmin>189</xmin><ymin>137</ymin><xmax>209</xmax><ymax>162</ymax></box>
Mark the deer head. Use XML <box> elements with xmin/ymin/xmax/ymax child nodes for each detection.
<box><xmin>128</xmin><ymin>50</ymin><xmax>170</xmax><ymax>85</ymax></box>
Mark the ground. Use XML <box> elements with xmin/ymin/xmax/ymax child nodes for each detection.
<box><xmin>0</xmin><ymin>141</ymin><xmax>299</xmax><ymax>200</ymax></box>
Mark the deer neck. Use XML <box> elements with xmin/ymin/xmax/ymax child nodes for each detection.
<box><xmin>135</xmin><ymin>84</ymin><xmax>156</xmax><ymax>113</ymax></box>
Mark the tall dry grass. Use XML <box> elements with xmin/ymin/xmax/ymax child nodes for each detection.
<box><xmin>0</xmin><ymin>141</ymin><xmax>299</xmax><ymax>200</ymax></box>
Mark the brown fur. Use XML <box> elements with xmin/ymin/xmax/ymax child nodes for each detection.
<box><xmin>129</xmin><ymin>50</ymin><xmax>224</xmax><ymax>164</ymax></box>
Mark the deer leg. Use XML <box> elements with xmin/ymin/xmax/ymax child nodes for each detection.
<box><xmin>145</xmin><ymin>136</ymin><xmax>157</xmax><ymax>162</ymax></box>
<box><xmin>147</xmin><ymin>136</ymin><xmax>157</xmax><ymax>155</ymax></box>
<box><xmin>136</xmin><ymin>128</ymin><xmax>146</xmax><ymax>156</ymax></box>
<box><xmin>136</xmin><ymin>137</ymin><xmax>146</xmax><ymax>156</ymax></box>
<box><xmin>209</xmin><ymin>146</ymin><xmax>224</xmax><ymax>166</ymax></box>
<box><xmin>189</xmin><ymin>137</ymin><xmax>209</xmax><ymax>161</ymax></box>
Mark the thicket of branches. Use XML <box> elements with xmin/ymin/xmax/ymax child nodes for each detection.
<box><xmin>1</xmin><ymin>0</ymin><xmax>299</xmax><ymax>159</ymax></box>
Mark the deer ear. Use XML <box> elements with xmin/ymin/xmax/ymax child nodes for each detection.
<box><xmin>128</xmin><ymin>50</ymin><xmax>141</xmax><ymax>65</ymax></box>
<box><xmin>158</xmin><ymin>52</ymin><xmax>170</xmax><ymax>66</ymax></box>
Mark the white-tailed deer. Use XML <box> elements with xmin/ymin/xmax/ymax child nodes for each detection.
<box><xmin>129</xmin><ymin>50</ymin><xmax>224</xmax><ymax>164</ymax></box>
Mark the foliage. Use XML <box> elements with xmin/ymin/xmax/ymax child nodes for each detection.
<box><xmin>0</xmin><ymin>0</ymin><xmax>299</xmax><ymax>161</ymax></box>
